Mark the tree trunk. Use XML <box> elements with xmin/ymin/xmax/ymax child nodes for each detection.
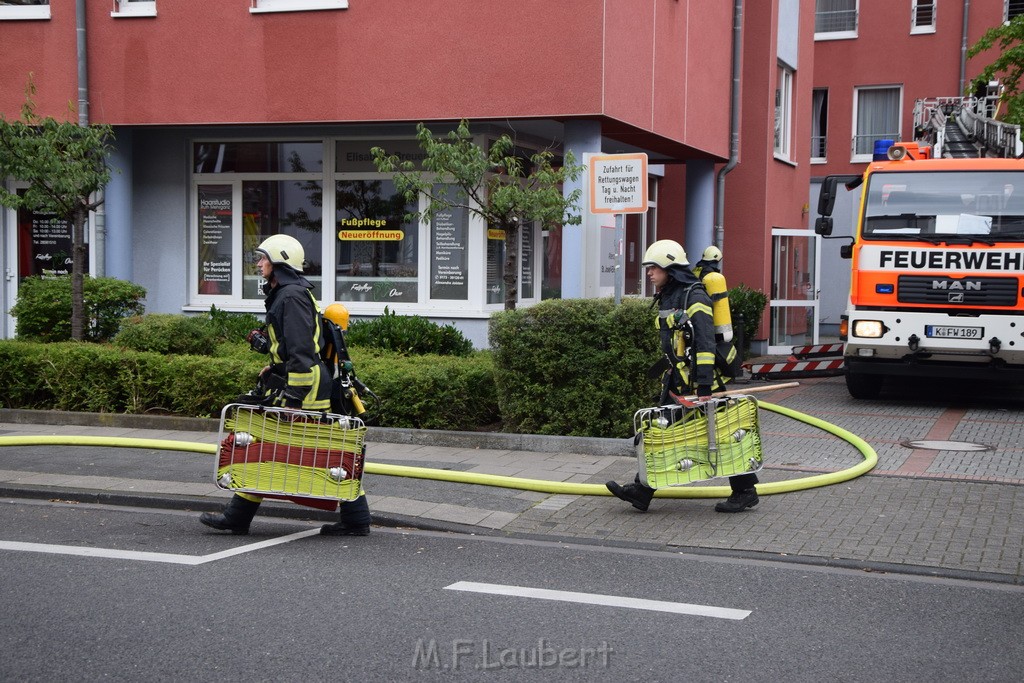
<box><xmin>70</xmin><ymin>205</ymin><xmax>87</xmax><ymax>341</ymax></box>
<box><xmin>502</xmin><ymin>220</ymin><xmax>519</xmax><ymax>311</ymax></box>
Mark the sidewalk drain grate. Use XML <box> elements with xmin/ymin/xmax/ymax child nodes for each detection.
<box><xmin>900</xmin><ymin>439</ymin><xmax>993</xmax><ymax>452</ymax></box>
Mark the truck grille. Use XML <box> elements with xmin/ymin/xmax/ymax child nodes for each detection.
<box><xmin>897</xmin><ymin>275</ymin><xmax>1019</xmax><ymax>306</ymax></box>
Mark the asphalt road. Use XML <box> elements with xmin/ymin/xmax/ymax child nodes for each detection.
<box><xmin>1</xmin><ymin>498</ymin><xmax>1021</xmax><ymax>682</ymax></box>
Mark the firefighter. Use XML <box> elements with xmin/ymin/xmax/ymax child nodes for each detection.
<box><xmin>200</xmin><ymin>234</ymin><xmax>372</xmax><ymax>536</ymax></box>
<box><xmin>605</xmin><ymin>239</ymin><xmax>759</xmax><ymax>513</ymax></box>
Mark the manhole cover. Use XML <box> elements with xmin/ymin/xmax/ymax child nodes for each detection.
<box><xmin>901</xmin><ymin>439</ymin><xmax>992</xmax><ymax>452</ymax></box>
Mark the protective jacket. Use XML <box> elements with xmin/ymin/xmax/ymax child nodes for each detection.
<box><xmin>262</xmin><ymin>266</ymin><xmax>332</xmax><ymax>411</ymax></box>
<box><xmin>655</xmin><ymin>264</ymin><xmax>719</xmax><ymax>393</ymax></box>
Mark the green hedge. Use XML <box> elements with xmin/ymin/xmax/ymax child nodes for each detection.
<box><xmin>489</xmin><ymin>297</ymin><xmax>659</xmax><ymax>438</ymax></box>
<box><xmin>11</xmin><ymin>275</ymin><xmax>146</xmax><ymax>342</ymax></box>
<box><xmin>0</xmin><ymin>340</ymin><xmax>499</xmax><ymax>427</ymax></box>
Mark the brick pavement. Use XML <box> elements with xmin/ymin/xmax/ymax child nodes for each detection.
<box><xmin>0</xmin><ymin>375</ymin><xmax>1022</xmax><ymax>583</ymax></box>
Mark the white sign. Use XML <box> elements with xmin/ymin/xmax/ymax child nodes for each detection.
<box><xmin>588</xmin><ymin>153</ymin><xmax>648</xmax><ymax>214</ymax></box>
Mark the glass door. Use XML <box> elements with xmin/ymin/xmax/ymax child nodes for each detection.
<box><xmin>768</xmin><ymin>229</ymin><xmax>820</xmax><ymax>354</ymax></box>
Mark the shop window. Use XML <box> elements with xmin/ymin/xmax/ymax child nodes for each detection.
<box><xmin>428</xmin><ymin>185</ymin><xmax>469</xmax><ymax>301</ymax></box>
<box><xmin>112</xmin><ymin>1</ymin><xmax>156</xmax><ymax>17</ymax></box>
<box><xmin>911</xmin><ymin>0</ymin><xmax>935</xmax><ymax>34</ymax></box>
<box><xmin>335</xmin><ymin>179</ymin><xmax>418</xmax><ymax>303</ymax></box>
<box><xmin>242</xmin><ymin>180</ymin><xmax>323</xmax><ymax>300</ymax></box>
<box><xmin>194</xmin><ymin>141</ymin><xmax>322</xmax><ymax>174</ymax></box>
<box><xmin>852</xmin><ymin>86</ymin><xmax>901</xmax><ymax>161</ymax></box>
<box><xmin>251</xmin><ymin>0</ymin><xmax>348</xmax><ymax>14</ymax></box>
<box><xmin>0</xmin><ymin>1</ymin><xmax>50</xmax><ymax>21</ymax></box>
<box><xmin>814</xmin><ymin>0</ymin><xmax>857</xmax><ymax>39</ymax></box>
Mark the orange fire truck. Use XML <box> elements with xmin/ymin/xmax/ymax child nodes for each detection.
<box><xmin>816</xmin><ymin>143</ymin><xmax>1024</xmax><ymax>399</ymax></box>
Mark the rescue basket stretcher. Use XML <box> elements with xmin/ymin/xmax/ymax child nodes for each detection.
<box><xmin>215</xmin><ymin>403</ymin><xmax>367</xmax><ymax>502</ymax></box>
<box><xmin>635</xmin><ymin>394</ymin><xmax>763</xmax><ymax>489</ymax></box>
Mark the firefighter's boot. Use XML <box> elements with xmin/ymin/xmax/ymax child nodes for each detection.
<box><xmin>714</xmin><ymin>487</ymin><xmax>759</xmax><ymax>513</ymax></box>
<box><xmin>320</xmin><ymin>494</ymin><xmax>371</xmax><ymax>536</ymax></box>
<box><xmin>200</xmin><ymin>495</ymin><xmax>261</xmax><ymax>535</ymax></box>
<box><xmin>606</xmin><ymin>474</ymin><xmax>655</xmax><ymax>512</ymax></box>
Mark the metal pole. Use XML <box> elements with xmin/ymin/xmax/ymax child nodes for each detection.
<box><xmin>76</xmin><ymin>0</ymin><xmax>88</xmax><ymax>126</ymax></box>
<box><xmin>614</xmin><ymin>213</ymin><xmax>623</xmax><ymax>305</ymax></box>
<box><xmin>959</xmin><ymin>0</ymin><xmax>970</xmax><ymax>96</ymax></box>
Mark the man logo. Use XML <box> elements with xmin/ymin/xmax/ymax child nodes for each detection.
<box><xmin>949</xmin><ymin>292</ymin><xmax>964</xmax><ymax>303</ymax></box>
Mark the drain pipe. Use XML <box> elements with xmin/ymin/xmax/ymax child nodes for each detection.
<box><xmin>713</xmin><ymin>0</ymin><xmax>743</xmax><ymax>249</ymax></box>
<box><xmin>76</xmin><ymin>0</ymin><xmax>88</xmax><ymax>127</ymax></box>
<box><xmin>76</xmin><ymin>0</ymin><xmax>105</xmax><ymax>276</ymax></box>
<box><xmin>959</xmin><ymin>0</ymin><xmax>970</xmax><ymax>96</ymax></box>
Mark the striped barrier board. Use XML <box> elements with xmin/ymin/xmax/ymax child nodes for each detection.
<box><xmin>745</xmin><ymin>357</ymin><xmax>846</xmax><ymax>380</ymax></box>
<box><xmin>790</xmin><ymin>342</ymin><xmax>845</xmax><ymax>359</ymax></box>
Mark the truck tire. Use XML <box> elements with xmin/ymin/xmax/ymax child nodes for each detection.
<box><xmin>845</xmin><ymin>370</ymin><xmax>883</xmax><ymax>400</ymax></box>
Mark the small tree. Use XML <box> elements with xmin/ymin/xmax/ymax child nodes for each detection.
<box><xmin>372</xmin><ymin>120</ymin><xmax>584</xmax><ymax>310</ymax></box>
<box><xmin>0</xmin><ymin>80</ymin><xmax>114</xmax><ymax>340</ymax></box>
<box><xmin>967</xmin><ymin>15</ymin><xmax>1024</xmax><ymax>127</ymax></box>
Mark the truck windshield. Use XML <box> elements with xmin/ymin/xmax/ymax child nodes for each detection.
<box><xmin>862</xmin><ymin>170</ymin><xmax>1024</xmax><ymax>241</ymax></box>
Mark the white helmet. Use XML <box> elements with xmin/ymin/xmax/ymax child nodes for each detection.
<box><xmin>701</xmin><ymin>245</ymin><xmax>723</xmax><ymax>262</ymax></box>
<box><xmin>256</xmin><ymin>234</ymin><xmax>304</xmax><ymax>272</ymax></box>
<box><xmin>642</xmin><ymin>239</ymin><xmax>688</xmax><ymax>268</ymax></box>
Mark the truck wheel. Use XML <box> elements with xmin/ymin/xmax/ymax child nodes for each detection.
<box><xmin>845</xmin><ymin>370</ymin><xmax>883</xmax><ymax>400</ymax></box>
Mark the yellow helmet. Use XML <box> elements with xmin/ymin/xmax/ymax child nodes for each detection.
<box><xmin>256</xmin><ymin>234</ymin><xmax>305</xmax><ymax>272</ymax></box>
<box><xmin>642</xmin><ymin>239</ymin><xmax>688</xmax><ymax>268</ymax></box>
<box><xmin>701</xmin><ymin>245</ymin><xmax>723</xmax><ymax>263</ymax></box>
<box><xmin>324</xmin><ymin>303</ymin><xmax>351</xmax><ymax>331</ymax></box>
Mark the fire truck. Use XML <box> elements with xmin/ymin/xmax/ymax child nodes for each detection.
<box><xmin>815</xmin><ymin>142</ymin><xmax>1024</xmax><ymax>399</ymax></box>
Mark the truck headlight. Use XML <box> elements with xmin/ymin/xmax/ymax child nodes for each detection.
<box><xmin>852</xmin><ymin>320</ymin><xmax>885</xmax><ymax>338</ymax></box>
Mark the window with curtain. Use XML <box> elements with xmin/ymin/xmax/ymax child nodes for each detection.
<box><xmin>853</xmin><ymin>86</ymin><xmax>901</xmax><ymax>160</ymax></box>
<box><xmin>774</xmin><ymin>65</ymin><xmax>795</xmax><ymax>161</ymax></box>
<box><xmin>815</xmin><ymin>0</ymin><xmax>857</xmax><ymax>37</ymax></box>
<box><xmin>911</xmin><ymin>0</ymin><xmax>935</xmax><ymax>33</ymax></box>
<box><xmin>811</xmin><ymin>88</ymin><xmax>828</xmax><ymax>162</ymax></box>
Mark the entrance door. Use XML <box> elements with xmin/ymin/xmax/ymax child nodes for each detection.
<box><xmin>768</xmin><ymin>229</ymin><xmax>819</xmax><ymax>354</ymax></box>
<box><xmin>2</xmin><ymin>185</ymin><xmax>89</xmax><ymax>338</ymax></box>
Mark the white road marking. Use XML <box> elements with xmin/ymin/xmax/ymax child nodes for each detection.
<box><xmin>0</xmin><ymin>528</ymin><xmax>319</xmax><ymax>565</ymax></box>
<box><xmin>445</xmin><ymin>581</ymin><xmax>751</xmax><ymax>620</ymax></box>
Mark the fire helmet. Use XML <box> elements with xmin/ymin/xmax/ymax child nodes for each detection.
<box><xmin>642</xmin><ymin>240</ymin><xmax>688</xmax><ymax>268</ymax></box>
<box><xmin>256</xmin><ymin>234</ymin><xmax>304</xmax><ymax>273</ymax></box>
<box><xmin>701</xmin><ymin>245</ymin><xmax>723</xmax><ymax>263</ymax></box>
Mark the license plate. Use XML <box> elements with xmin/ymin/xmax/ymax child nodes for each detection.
<box><xmin>925</xmin><ymin>325</ymin><xmax>983</xmax><ymax>339</ymax></box>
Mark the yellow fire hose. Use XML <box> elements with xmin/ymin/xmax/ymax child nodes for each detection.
<box><xmin>0</xmin><ymin>400</ymin><xmax>875</xmax><ymax>498</ymax></box>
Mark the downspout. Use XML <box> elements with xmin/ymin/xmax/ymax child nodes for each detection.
<box><xmin>76</xmin><ymin>0</ymin><xmax>105</xmax><ymax>275</ymax></box>
<box><xmin>714</xmin><ymin>0</ymin><xmax>743</xmax><ymax>249</ymax></box>
<box><xmin>959</xmin><ymin>0</ymin><xmax>970</xmax><ymax>96</ymax></box>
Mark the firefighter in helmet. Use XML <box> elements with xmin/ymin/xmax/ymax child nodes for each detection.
<box><xmin>605</xmin><ymin>239</ymin><xmax>759</xmax><ymax>513</ymax></box>
<box><xmin>200</xmin><ymin>234</ymin><xmax>372</xmax><ymax>536</ymax></box>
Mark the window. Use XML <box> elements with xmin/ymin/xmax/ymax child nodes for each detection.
<box><xmin>811</xmin><ymin>89</ymin><xmax>828</xmax><ymax>162</ymax></box>
<box><xmin>1007</xmin><ymin>0</ymin><xmax>1024</xmax><ymax>22</ymax></box>
<box><xmin>0</xmin><ymin>1</ymin><xmax>50</xmax><ymax>21</ymax></box>
<box><xmin>852</xmin><ymin>86</ymin><xmax>902</xmax><ymax>161</ymax></box>
<box><xmin>112</xmin><ymin>1</ymin><xmax>156</xmax><ymax>18</ymax></box>
<box><xmin>774</xmin><ymin>65</ymin><xmax>795</xmax><ymax>161</ymax></box>
<box><xmin>911</xmin><ymin>0</ymin><xmax>935</xmax><ymax>33</ymax></box>
<box><xmin>335</xmin><ymin>179</ymin><xmax>418</xmax><ymax>303</ymax></box>
<box><xmin>192</xmin><ymin>141</ymin><xmax>326</xmax><ymax>302</ymax></box>
<box><xmin>815</xmin><ymin>0</ymin><xmax>857</xmax><ymax>39</ymax></box>
<box><xmin>251</xmin><ymin>0</ymin><xmax>348</xmax><ymax>13</ymax></box>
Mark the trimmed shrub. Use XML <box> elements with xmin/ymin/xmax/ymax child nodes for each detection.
<box><xmin>113</xmin><ymin>314</ymin><xmax>222</xmax><ymax>356</ymax></box>
<box><xmin>728</xmin><ymin>283</ymin><xmax>769</xmax><ymax>358</ymax></box>
<box><xmin>347</xmin><ymin>307</ymin><xmax>474</xmax><ymax>356</ymax></box>
<box><xmin>11</xmin><ymin>275</ymin><xmax>146</xmax><ymax>342</ymax></box>
<box><xmin>489</xmin><ymin>297</ymin><xmax>659</xmax><ymax>439</ymax></box>
<box><xmin>352</xmin><ymin>349</ymin><xmax>499</xmax><ymax>430</ymax></box>
<box><xmin>0</xmin><ymin>340</ymin><xmax>497</xmax><ymax>427</ymax></box>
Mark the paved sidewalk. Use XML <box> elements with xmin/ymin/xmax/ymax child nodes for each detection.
<box><xmin>1</xmin><ymin>375</ymin><xmax>1022</xmax><ymax>583</ymax></box>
